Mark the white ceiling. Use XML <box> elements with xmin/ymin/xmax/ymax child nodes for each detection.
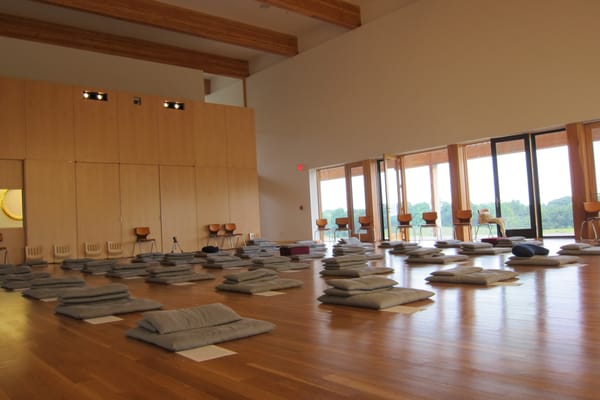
<box><xmin>0</xmin><ymin>0</ymin><xmax>417</xmax><ymax>78</ymax></box>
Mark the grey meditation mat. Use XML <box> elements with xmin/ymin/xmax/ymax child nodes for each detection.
<box><xmin>557</xmin><ymin>243</ymin><xmax>600</xmax><ymax>255</ymax></box>
<box><xmin>146</xmin><ymin>272</ymin><xmax>215</xmax><ymax>284</ymax></box>
<box><xmin>22</xmin><ymin>277</ymin><xmax>87</xmax><ymax>300</ymax></box>
<box><xmin>317</xmin><ymin>287</ymin><xmax>434</xmax><ymax>310</ymax></box>
<box><xmin>405</xmin><ymin>254</ymin><xmax>469</xmax><ymax>264</ymax></box>
<box><xmin>2</xmin><ymin>271</ymin><xmax>51</xmax><ymax>290</ymax></box>
<box><xmin>54</xmin><ymin>283</ymin><xmax>162</xmax><ymax>319</ymax></box>
<box><xmin>425</xmin><ymin>267</ymin><xmax>519</xmax><ymax>285</ymax></box>
<box><xmin>126</xmin><ymin>303</ymin><xmax>275</xmax><ymax>351</ymax></box>
<box><xmin>458</xmin><ymin>247</ymin><xmax>511</xmax><ymax>255</ymax></box>
<box><xmin>319</xmin><ymin>267</ymin><xmax>394</xmax><ymax>277</ymax></box>
<box><xmin>505</xmin><ymin>255</ymin><xmax>580</xmax><ymax>266</ymax></box>
<box><xmin>216</xmin><ymin>278</ymin><xmax>303</xmax><ymax>294</ymax></box>
<box><xmin>435</xmin><ymin>240</ymin><xmax>463</xmax><ymax>248</ymax></box>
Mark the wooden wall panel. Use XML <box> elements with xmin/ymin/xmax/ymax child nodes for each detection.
<box><xmin>119</xmin><ymin>164</ymin><xmax>162</xmax><ymax>254</ymax></box>
<box><xmin>73</xmin><ymin>86</ymin><xmax>119</xmax><ymax>162</ymax></box>
<box><xmin>196</xmin><ymin>167</ymin><xmax>229</xmax><ymax>242</ymax></box>
<box><xmin>0</xmin><ymin>77</ymin><xmax>26</xmax><ymax>159</ymax></box>
<box><xmin>25</xmin><ymin>80</ymin><xmax>74</xmax><ymax>161</ymax></box>
<box><xmin>24</xmin><ymin>160</ymin><xmax>77</xmax><ymax>261</ymax></box>
<box><xmin>228</xmin><ymin>168</ymin><xmax>260</xmax><ymax>240</ymax></box>
<box><xmin>0</xmin><ymin>160</ymin><xmax>23</xmax><ymax>189</ymax></box>
<box><xmin>157</xmin><ymin>100</ymin><xmax>195</xmax><ymax>166</ymax></box>
<box><xmin>193</xmin><ymin>102</ymin><xmax>227</xmax><ymax>168</ymax></box>
<box><xmin>226</xmin><ymin>107</ymin><xmax>256</xmax><ymax>169</ymax></box>
<box><xmin>160</xmin><ymin>166</ymin><xmax>198</xmax><ymax>252</ymax></box>
<box><xmin>117</xmin><ymin>91</ymin><xmax>160</xmax><ymax>165</ymax></box>
<box><xmin>0</xmin><ymin>159</ymin><xmax>24</xmax><ymax>264</ymax></box>
<box><xmin>75</xmin><ymin>162</ymin><xmax>121</xmax><ymax>258</ymax></box>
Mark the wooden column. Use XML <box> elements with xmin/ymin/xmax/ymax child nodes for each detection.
<box><xmin>567</xmin><ymin>122</ymin><xmax>596</xmax><ymax>240</ymax></box>
<box><xmin>448</xmin><ymin>144</ymin><xmax>471</xmax><ymax>241</ymax></box>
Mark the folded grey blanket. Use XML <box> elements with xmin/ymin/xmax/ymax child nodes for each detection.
<box><xmin>248</xmin><ymin>262</ymin><xmax>310</xmax><ymax>272</ymax></box>
<box><xmin>2</xmin><ymin>272</ymin><xmax>51</xmax><ymax>290</ymax></box>
<box><xmin>505</xmin><ymin>255</ymin><xmax>580</xmax><ymax>266</ymax></box>
<box><xmin>405</xmin><ymin>254</ymin><xmax>470</xmax><ymax>264</ymax></box>
<box><xmin>136</xmin><ymin>303</ymin><xmax>240</xmax><ymax>334</ymax></box>
<box><xmin>406</xmin><ymin>247</ymin><xmax>443</xmax><ymax>257</ymax></box>
<box><xmin>58</xmin><ymin>283</ymin><xmax>130</xmax><ymax>305</ymax></box>
<box><xmin>127</xmin><ymin>315</ymin><xmax>275</xmax><ymax>352</ymax></box>
<box><xmin>202</xmin><ymin>259</ymin><xmax>253</xmax><ymax>269</ymax></box>
<box><xmin>147</xmin><ymin>265</ymin><xmax>192</xmax><ymax>274</ymax></box>
<box><xmin>251</xmin><ymin>256</ymin><xmax>292</xmax><ymax>265</ymax></box>
<box><xmin>430</xmin><ymin>266</ymin><xmax>483</xmax><ymax>276</ymax></box>
<box><xmin>460</xmin><ymin>242</ymin><xmax>493</xmax><ymax>249</ymax></box>
<box><xmin>458</xmin><ymin>247</ymin><xmax>511</xmax><ymax>255</ymax></box>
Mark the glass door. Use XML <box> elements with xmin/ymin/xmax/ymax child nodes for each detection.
<box><xmin>380</xmin><ymin>155</ymin><xmax>400</xmax><ymax>241</ymax></box>
<box><xmin>491</xmin><ymin>135</ymin><xmax>539</xmax><ymax>238</ymax></box>
<box><xmin>346</xmin><ymin>163</ymin><xmax>367</xmax><ymax>237</ymax></box>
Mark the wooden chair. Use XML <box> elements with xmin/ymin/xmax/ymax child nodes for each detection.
<box><xmin>333</xmin><ymin>217</ymin><xmax>350</xmax><ymax>241</ymax></box>
<box><xmin>107</xmin><ymin>241</ymin><xmax>124</xmax><ymax>259</ymax></box>
<box><xmin>314</xmin><ymin>218</ymin><xmax>331</xmax><ymax>242</ymax></box>
<box><xmin>580</xmin><ymin>201</ymin><xmax>600</xmax><ymax>241</ymax></box>
<box><xmin>84</xmin><ymin>242</ymin><xmax>102</xmax><ymax>258</ymax></box>
<box><xmin>206</xmin><ymin>224</ymin><xmax>223</xmax><ymax>247</ymax></box>
<box><xmin>133</xmin><ymin>227</ymin><xmax>157</xmax><ymax>255</ymax></box>
<box><xmin>25</xmin><ymin>245</ymin><xmax>44</xmax><ymax>264</ymax></box>
<box><xmin>396</xmin><ymin>213</ymin><xmax>413</xmax><ymax>241</ymax></box>
<box><xmin>453</xmin><ymin>209</ymin><xmax>473</xmax><ymax>240</ymax></box>
<box><xmin>223</xmin><ymin>223</ymin><xmax>244</xmax><ymax>249</ymax></box>
<box><xmin>419</xmin><ymin>211</ymin><xmax>441</xmax><ymax>241</ymax></box>
<box><xmin>356</xmin><ymin>216</ymin><xmax>373</xmax><ymax>242</ymax></box>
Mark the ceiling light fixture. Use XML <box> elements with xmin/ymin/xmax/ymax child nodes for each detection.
<box><xmin>82</xmin><ymin>90</ymin><xmax>108</xmax><ymax>101</ymax></box>
<box><xmin>163</xmin><ymin>100</ymin><xmax>185</xmax><ymax>110</ymax></box>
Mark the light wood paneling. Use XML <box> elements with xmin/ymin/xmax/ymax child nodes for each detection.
<box><xmin>157</xmin><ymin>99</ymin><xmax>195</xmax><ymax>166</ymax></box>
<box><xmin>0</xmin><ymin>160</ymin><xmax>23</xmax><ymax>189</ymax></box>
<box><xmin>25</xmin><ymin>80</ymin><xmax>74</xmax><ymax>161</ymax></box>
<box><xmin>226</xmin><ymin>106</ymin><xmax>256</xmax><ymax>169</ymax></box>
<box><xmin>73</xmin><ymin>86</ymin><xmax>119</xmax><ymax>162</ymax></box>
<box><xmin>159</xmin><ymin>166</ymin><xmax>198</xmax><ymax>252</ymax></box>
<box><xmin>117</xmin><ymin>91</ymin><xmax>160</xmax><ymax>165</ymax></box>
<box><xmin>0</xmin><ymin>227</ymin><xmax>25</xmax><ymax>265</ymax></box>
<box><xmin>119</xmin><ymin>164</ymin><xmax>162</xmax><ymax>254</ymax></box>
<box><xmin>193</xmin><ymin>102</ymin><xmax>227</xmax><ymax>168</ymax></box>
<box><xmin>24</xmin><ymin>160</ymin><xmax>77</xmax><ymax>261</ymax></box>
<box><xmin>228</xmin><ymin>167</ymin><xmax>260</xmax><ymax>240</ymax></box>
<box><xmin>75</xmin><ymin>162</ymin><xmax>121</xmax><ymax>258</ymax></box>
<box><xmin>0</xmin><ymin>77</ymin><xmax>26</xmax><ymax>159</ymax></box>
<box><xmin>196</xmin><ymin>166</ymin><xmax>229</xmax><ymax>243</ymax></box>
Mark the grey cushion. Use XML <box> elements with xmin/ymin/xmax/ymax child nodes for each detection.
<box><xmin>55</xmin><ymin>298</ymin><xmax>163</xmax><ymax>319</ymax></box>
<box><xmin>505</xmin><ymin>255</ymin><xmax>580</xmax><ymax>266</ymax></box>
<box><xmin>426</xmin><ymin>269</ymin><xmax>519</xmax><ymax>285</ymax></box>
<box><xmin>216</xmin><ymin>278</ymin><xmax>303</xmax><ymax>294</ymax></box>
<box><xmin>458</xmin><ymin>247</ymin><xmax>511</xmax><ymax>255</ymax></box>
<box><xmin>406</xmin><ymin>254</ymin><xmax>470</xmax><ymax>264</ymax></box>
<box><xmin>319</xmin><ymin>267</ymin><xmax>394</xmax><ymax>277</ymax></box>
<box><xmin>325</xmin><ymin>276</ymin><xmax>397</xmax><ymax>291</ymax></box>
<box><xmin>557</xmin><ymin>246</ymin><xmax>600</xmax><ymax>255</ymax></box>
<box><xmin>138</xmin><ymin>303</ymin><xmax>241</xmax><ymax>334</ymax></box>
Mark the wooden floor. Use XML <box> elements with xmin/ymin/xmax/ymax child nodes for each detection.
<box><xmin>1</xmin><ymin>239</ymin><xmax>599</xmax><ymax>400</ymax></box>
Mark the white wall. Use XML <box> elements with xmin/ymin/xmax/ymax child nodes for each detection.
<box><xmin>247</xmin><ymin>0</ymin><xmax>600</xmax><ymax>240</ymax></box>
<box><xmin>0</xmin><ymin>37</ymin><xmax>204</xmax><ymax>100</ymax></box>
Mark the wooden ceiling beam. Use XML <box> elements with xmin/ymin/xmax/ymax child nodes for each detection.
<box><xmin>0</xmin><ymin>13</ymin><xmax>249</xmax><ymax>78</ymax></box>
<box><xmin>32</xmin><ymin>0</ymin><xmax>299</xmax><ymax>56</ymax></box>
<box><xmin>259</xmin><ymin>0</ymin><xmax>361</xmax><ymax>29</ymax></box>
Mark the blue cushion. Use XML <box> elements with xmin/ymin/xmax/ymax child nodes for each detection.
<box><xmin>512</xmin><ymin>243</ymin><xmax>549</xmax><ymax>257</ymax></box>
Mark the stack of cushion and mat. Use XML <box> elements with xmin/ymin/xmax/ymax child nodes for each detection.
<box><xmin>434</xmin><ymin>239</ymin><xmax>464</xmax><ymax>248</ymax></box>
<box><xmin>481</xmin><ymin>236</ymin><xmax>543</xmax><ymax>248</ymax></box>
<box><xmin>332</xmin><ymin>238</ymin><xmax>376</xmax><ymax>256</ymax></box>
<box><xmin>161</xmin><ymin>252</ymin><xmax>203</xmax><ymax>266</ymax></box>
<box><xmin>317</xmin><ymin>276</ymin><xmax>435</xmax><ymax>310</ymax></box>
<box><xmin>247</xmin><ymin>256</ymin><xmax>310</xmax><ymax>272</ymax></box>
<box><xmin>425</xmin><ymin>266</ymin><xmax>519</xmax><ymax>285</ymax></box>
<box><xmin>24</xmin><ymin>258</ymin><xmax>49</xmax><ymax>268</ymax></box>
<box><xmin>557</xmin><ymin>242</ymin><xmax>600</xmax><ymax>255</ymax></box>
<box><xmin>389</xmin><ymin>242</ymin><xmax>421</xmax><ymax>255</ymax></box>
<box><xmin>22</xmin><ymin>276</ymin><xmax>87</xmax><ymax>300</ymax></box>
<box><xmin>378</xmin><ymin>240</ymin><xmax>410</xmax><ymax>249</ymax></box>
<box><xmin>505</xmin><ymin>243</ymin><xmax>580</xmax><ymax>266</ymax></box>
<box><xmin>54</xmin><ymin>283</ymin><xmax>162</xmax><ymax>319</ymax></box>
<box><xmin>319</xmin><ymin>255</ymin><xmax>393</xmax><ymax>277</ymax></box>
<box><xmin>60</xmin><ymin>258</ymin><xmax>95</xmax><ymax>271</ymax></box>
<box><xmin>193</xmin><ymin>247</ymin><xmax>231</xmax><ymax>258</ymax></box>
<box><xmin>81</xmin><ymin>259</ymin><xmax>119</xmax><ymax>275</ymax></box>
<box><xmin>132</xmin><ymin>253</ymin><xmax>165</xmax><ymax>263</ymax></box>
<box><xmin>235</xmin><ymin>239</ymin><xmax>280</xmax><ymax>259</ymax></box>
<box><xmin>405</xmin><ymin>248</ymin><xmax>469</xmax><ymax>264</ymax></box>
<box><xmin>106</xmin><ymin>262</ymin><xmax>155</xmax><ymax>279</ymax></box>
<box><xmin>458</xmin><ymin>242</ymin><xmax>511</xmax><ymax>255</ymax></box>
<box><xmin>145</xmin><ymin>264</ymin><xmax>214</xmax><ymax>284</ymax></box>
<box><xmin>201</xmin><ymin>255</ymin><xmax>253</xmax><ymax>269</ymax></box>
<box><xmin>126</xmin><ymin>303</ymin><xmax>276</xmax><ymax>352</ymax></box>
<box><xmin>285</xmin><ymin>240</ymin><xmax>327</xmax><ymax>260</ymax></box>
<box><xmin>1</xmin><ymin>265</ymin><xmax>51</xmax><ymax>290</ymax></box>
<box><xmin>216</xmin><ymin>269</ymin><xmax>303</xmax><ymax>294</ymax></box>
